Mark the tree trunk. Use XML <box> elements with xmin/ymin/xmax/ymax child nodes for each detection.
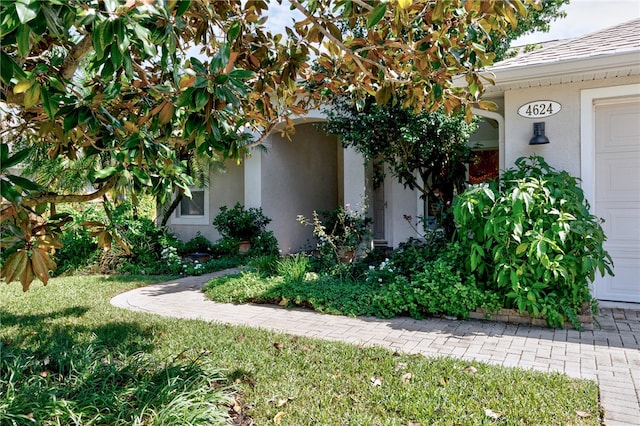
<box><xmin>160</xmin><ymin>189</ymin><xmax>184</xmax><ymax>227</ymax></box>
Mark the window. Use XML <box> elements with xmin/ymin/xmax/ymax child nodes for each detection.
<box><xmin>172</xmin><ymin>187</ymin><xmax>209</xmax><ymax>225</ymax></box>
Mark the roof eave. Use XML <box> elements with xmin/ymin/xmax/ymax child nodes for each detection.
<box><xmin>485</xmin><ymin>50</ymin><xmax>640</xmax><ymax>91</ymax></box>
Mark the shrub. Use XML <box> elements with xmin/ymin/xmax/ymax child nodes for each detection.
<box><xmin>453</xmin><ymin>155</ymin><xmax>613</xmax><ymax>328</ymax></box>
<box><xmin>411</xmin><ymin>259</ymin><xmax>492</xmax><ymax>319</ymax></box>
<box><xmin>181</xmin><ymin>233</ymin><xmax>213</xmax><ymax>255</ymax></box>
<box><xmin>212</xmin><ymin>203</ymin><xmax>278</xmax><ymax>257</ymax></box>
<box><xmin>248</xmin><ymin>230</ymin><xmax>279</xmax><ymax>257</ymax></box>
<box><xmin>370</xmin><ymin>275</ymin><xmax>414</xmax><ymax>318</ymax></box>
<box><xmin>54</xmin><ymin>226</ymin><xmax>99</xmax><ymax>275</ymax></box>
<box><xmin>213</xmin><ymin>203</ymin><xmax>270</xmax><ymax>242</ymax></box>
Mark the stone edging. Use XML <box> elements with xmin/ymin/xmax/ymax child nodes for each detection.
<box><xmin>470</xmin><ymin>308</ymin><xmax>594</xmax><ymax>331</ymax></box>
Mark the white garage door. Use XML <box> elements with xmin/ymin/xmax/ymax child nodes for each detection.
<box><xmin>594</xmin><ymin>97</ymin><xmax>640</xmax><ymax>303</ymax></box>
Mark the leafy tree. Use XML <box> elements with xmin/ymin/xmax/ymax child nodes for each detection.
<box><xmin>321</xmin><ymin>0</ymin><xmax>567</xmax><ymax>237</ymax></box>
<box><xmin>323</xmin><ymin>97</ymin><xmax>477</xmax><ymax>237</ymax></box>
<box><xmin>0</xmin><ymin>0</ymin><xmax>531</xmax><ymax>289</ymax></box>
<box><xmin>488</xmin><ymin>0</ymin><xmax>568</xmax><ymax>61</ymax></box>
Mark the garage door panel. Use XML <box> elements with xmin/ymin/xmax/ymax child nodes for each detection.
<box><xmin>596</xmin><ymin>249</ymin><xmax>640</xmax><ymax>303</ymax></box>
<box><xmin>595</xmin><ymin>154</ymin><xmax>640</xmax><ymax>201</ymax></box>
<box><xmin>594</xmin><ymin>97</ymin><xmax>640</xmax><ymax>303</ymax></box>
<box><xmin>595</xmin><ymin>100</ymin><xmax>640</xmax><ymax>153</ymax></box>
<box><xmin>600</xmin><ymin>207</ymin><xmax>640</xmax><ymax>244</ymax></box>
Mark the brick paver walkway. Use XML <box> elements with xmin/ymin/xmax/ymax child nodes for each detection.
<box><xmin>111</xmin><ymin>269</ymin><xmax>640</xmax><ymax>425</ymax></box>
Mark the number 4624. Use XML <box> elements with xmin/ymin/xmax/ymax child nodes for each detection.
<box><xmin>518</xmin><ymin>101</ymin><xmax>561</xmax><ymax>118</ymax></box>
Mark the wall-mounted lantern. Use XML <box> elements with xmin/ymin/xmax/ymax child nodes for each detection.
<box><xmin>529</xmin><ymin>122</ymin><xmax>550</xmax><ymax>145</ymax></box>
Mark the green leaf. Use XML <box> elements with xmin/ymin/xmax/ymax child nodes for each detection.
<box><xmin>0</xmin><ymin>7</ymin><xmax>20</xmax><ymax>38</ymax></box>
<box><xmin>132</xmin><ymin>168</ymin><xmax>152</xmax><ymax>186</ymax></box>
<box><xmin>0</xmin><ymin>179</ymin><xmax>22</xmax><ymax>204</ymax></box>
<box><xmin>227</xmin><ymin>21</ymin><xmax>241</xmax><ymax>42</ymax></box>
<box><xmin>2</xmin><ymin>147</ymin><xmax>31</xmax><ymax>169</ymax></box>
<box><xmin>92</xmin><ymin>22</ymin><xmax>105</xmax><ymax>60</ymax></box>
<box><xmin>41</xmin><ymin>87</ymin><xmax>58</xmax><ymax>119</ymax></box>
<box><xmin>194</xmin><ymin>89</ymin><xmax>209</xmax><ymax>111</ymax></box>
<box><xmin>190</xmin><ymin>57</ymin><xmax>206</xmax><ymax>74</ymax></box>
<box><xmin>100</xmin><ymin>20</ymin><xmax>113</xmax><ymax>52</ymax></box>
<box><xmin>228</xmin><ymin>69</ymin><xmax>255</xmax><ymax>79</ymax></box>
<box><xmin>7</xmin><ymin>174</ymin><xmax>40</xmax><ymax>191</ymax></box>
<box><xmin>110</xmin><ymin>41</ymin><xmax>123</xmax><ymax>68</ymax></box>
<box><xmin>0</xmin><ymin>144</ymin><xmax>8</xmax><ymax>164</ymax></box>
<box><xmin>123</xmin><ymin>52</ymin><xmax>133</xmax><ymax>77</ymax></box>
<box><xmin>94</xmin><ymin>166</ymin><xmax>118</xmax><ymax>180</ymax></box>
<box><xmin>214</xmin><ymin>74</ymin><xmax>229</xmax><ymax>84</ymax></box>
<box><xmin>16</xmin><ymin>24</ymin><xmax>30</xmax><ymax>57</ymax></box>
<box><xmin>15</xmin><ymin>0</ymin><xmax>39</xmax><ymax>24</ymax></box>
<box><xmin>174</xmin><ymin>0</ymin><xmax>191</xmax><ymax>17</ymax></box>
<box><xmin>1</xmin><ymin>51</ymin><xmax>15</xmax><ymax>83</ymax></box>
<box><xmin>367</xmin><ymin>3</ymin><xmax>387</xmax><ymax>28</ymax></box>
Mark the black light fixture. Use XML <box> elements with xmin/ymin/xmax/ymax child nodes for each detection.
<box><xmin>529</xmin><ymin>122</ymin><xmax>550</xmax><ymax>145</ymax></box>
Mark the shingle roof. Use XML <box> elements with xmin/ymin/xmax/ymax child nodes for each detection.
<box><xmin>492</xmin><ymin>18</ymin><xmax>640</xmax><ymax>70</ymax></box>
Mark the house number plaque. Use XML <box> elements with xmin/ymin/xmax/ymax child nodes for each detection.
<box><xmin>517</xmin><ymin>100</ymin><xmax>561</xmax><ymax>118</ymax></box>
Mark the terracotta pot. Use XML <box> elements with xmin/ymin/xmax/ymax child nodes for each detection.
<box><xmin>338</xmin><ymin>249</ymin><xmax>355</xmax><ymax>263</ymax></box>
<box><xmin>238</xmin><ymin>240</ymin><xmax>251</xmax><ymax>254</ymax></box>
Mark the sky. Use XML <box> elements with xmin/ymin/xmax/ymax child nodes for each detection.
<box><xmin>514</xmin><ymin>0</ymin><xmax>640</xmax><ymax>45</ymax></box>
<box><xmin>267</xmin><ymin>0</ymin><xmax>640</xmax><ymax>45</ymax></box>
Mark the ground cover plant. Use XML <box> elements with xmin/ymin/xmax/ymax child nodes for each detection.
<box><xmin>205</xmin><ymin>238</ymin><xmax>501</xmax><ymax>321</ymax></box>
<box><xmin>1</xmin><ymin>275</ymin><xmax>600</xmax><ymax>425</ymax></box>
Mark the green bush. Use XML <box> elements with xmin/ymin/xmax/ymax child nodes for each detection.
<box><xmin>212</xmin><ymin>204</ymin><xmax>279</xmax><ymax>257</ymax></box>
<box><xmin>213</xmin><ymin>203</ymin><xmax>270</xmax><ymax>241</ymax></box>
<box><xmin>367</xmin><ymin>242</ymin><xmax>499</xmax><ymax>319</ymax></box>
<box><xmin>54</xmin><ymin>226</ymin><xmax>99</xmax><ymax>275</ymax></box>
<box><xmin>453</xmin><ymin>156</ymin><xmax>613</xmax><ymax>328</ymax></box>
<box><xmin>180</xmin><ymin>233</ymin><xmax>213</xmax><ymax>255</ymax></box>
<box><xmin>412</xmin><ymin>259</ymin><xmax>491</xmax><ymax>319</ymax></box>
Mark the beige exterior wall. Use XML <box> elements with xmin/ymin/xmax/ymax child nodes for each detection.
<box><xmin>166</xmin><ymin>160</ymin><xmax>244</xmax><ymax>243</ymax></box>
<box><xmin>503</xmin><ymin>75</ymin><xmax>640</xmax><ymax>177</ymax></box>
<box><xmin>261</xmin><ymin>123</ymin><xmax>340</xmax><ymax>253</ymax></box>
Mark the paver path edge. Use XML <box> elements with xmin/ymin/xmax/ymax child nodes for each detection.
<box><xmin>111</xmin><ymin>269</ymin><xmax>640</xmax><ymax>426</ymax></box>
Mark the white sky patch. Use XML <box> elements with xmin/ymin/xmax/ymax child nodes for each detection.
<box><xmin>514</xmin><ymin>0</ymin><xmax>640</xmax><ymax>45</ymax></box>
<box><xmin>265</xmin><ymin>1</ymin><xmax>304</xmax><ymax>36</ymax></box>
<box><xmin>265</xmin><ymin>1</ymin><xmax>640</xmax><ymax>48</ymax></box>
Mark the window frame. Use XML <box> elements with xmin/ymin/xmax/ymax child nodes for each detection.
<box><xmin>172</xmin><ymin>187</ymin><xmax>210</xmax><ymax>225</ymax></box>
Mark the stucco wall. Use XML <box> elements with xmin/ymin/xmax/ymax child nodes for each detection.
<box><xmin>503</xmin><ymin>75</ymin><xmax>640</xmax><ymax>177</ymax></box>
<box><xmin>166</xmin><ymin>160</ymin><xmax>244</xmax><ymax>243</ymax></box>
<box><xmin>261</xmin><ymin>123</ymin><xmax>339</xmax><ymax>253</ymax></box>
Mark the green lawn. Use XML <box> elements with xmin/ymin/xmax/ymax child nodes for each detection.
<box><xmin>1</xmin><ymin>275</ymin><xmax>601</xmax><ymax>425</ymax></box>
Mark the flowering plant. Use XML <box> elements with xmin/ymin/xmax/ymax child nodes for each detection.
<box><xmin>365</xmin><ymin>258</ymin><xmax>396</xmax><ymax>285</ymax></box>
<box><xmin>297</xmin><ymin>204</ymin><xmax>371</xmax><ymax>263</ymax></box>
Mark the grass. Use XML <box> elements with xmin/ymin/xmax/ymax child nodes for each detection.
<box><xmin>1</xmin><ymin>275</ymin><xmax>601</xmax><ymax>425</ymax></box>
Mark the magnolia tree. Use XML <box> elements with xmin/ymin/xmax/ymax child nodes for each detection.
<box><xmin>0</xmin><ymin>0</ymin><xmax>534</xmax><ymax>289</ymax></box>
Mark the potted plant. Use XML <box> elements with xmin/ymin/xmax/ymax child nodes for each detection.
<box><xmin>213</xmin><ymin>203</ymin><xmax>271</xmax><ymax>253</ymax></box>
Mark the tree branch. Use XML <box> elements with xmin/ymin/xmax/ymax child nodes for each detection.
<box><xmin>61</xmin><ymin>35</ymin><xmax>93</xmax><ymax>81</ymax></box>
<box><xmin>288</xmin><ymin>0</ymin><xmax>390</xmax><ymax>81</ymax></box>
<box><xmin>23</xmin><ymin>176</ymin><xmax>118</xmax><ymax>207</ymax></box>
